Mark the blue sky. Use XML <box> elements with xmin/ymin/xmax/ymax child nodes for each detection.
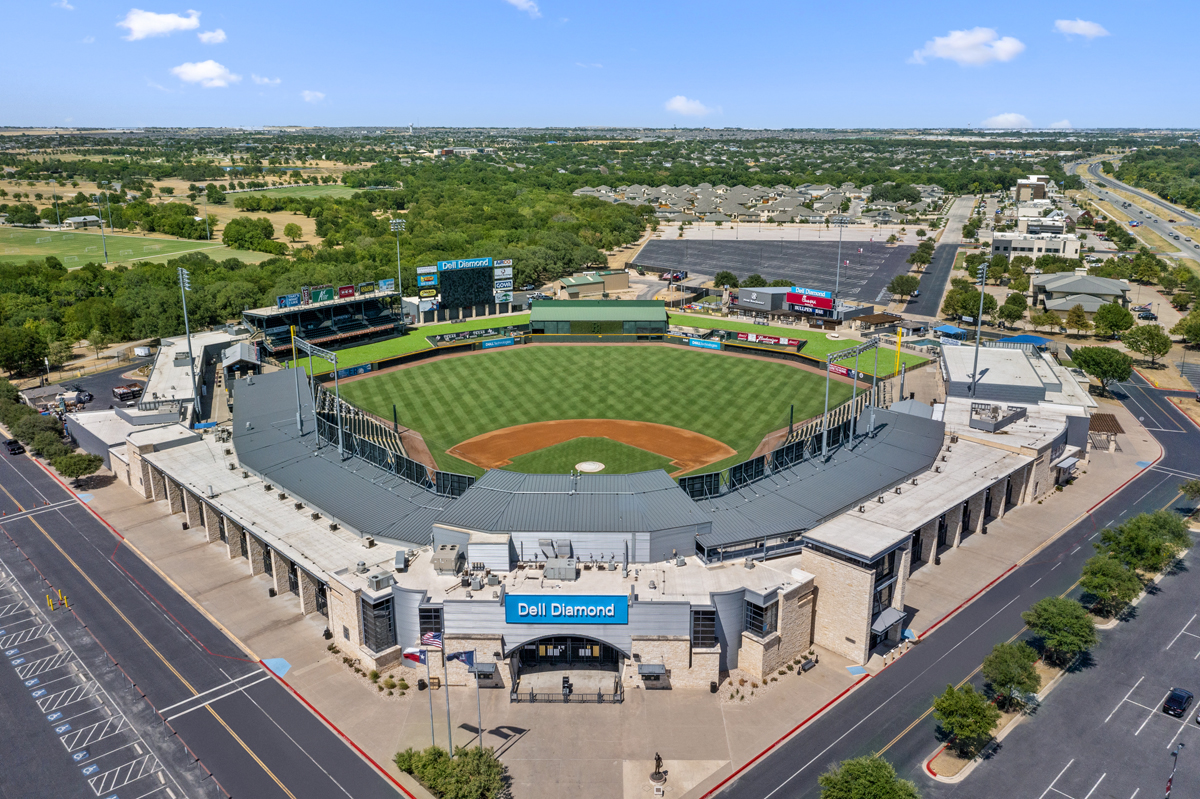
<box><xmin>5</xmin><ymin>0</ymin><xmax>1195</xmax><ymax>129</ymax></box>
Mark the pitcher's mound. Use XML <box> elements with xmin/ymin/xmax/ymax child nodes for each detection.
<box><xmin>576</xmin><ymin>461</ymin><xmax>605</xmax><ymax>473</ymax></box>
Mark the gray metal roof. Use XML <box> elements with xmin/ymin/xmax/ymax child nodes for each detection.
<box><xmin>435</xmin><ymin>469</ymin><xmax>711</xmax><ymax>535</ymax></box>
<box><xmin>232</xmin><ymin>369</ymin><xmax>453</xmax><ymax>548</ymax></box>
<box><xmin>695</xmin><ymin>409</ymin><xmax>944</xmax><ymax>549</ymax></box>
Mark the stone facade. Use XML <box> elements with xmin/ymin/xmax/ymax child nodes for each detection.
<box><xmin>247</xmin><ymin>534</ymin><xmax>267</xmax><ymax>577</ymax></box>
<box><xmin>183</xmin><ymin>489</ymin><xmax>202</xmax><ymax>529</ymax></box>
<box><xmin>736</xmin><ymin>582</ymin><xmax>815</xmax><ymax>681</ymax></box>
<box><xmin>298</xmin><ymin>569</ymin><xmax>320</xmax><ymax>616</ymax></box>
<box><xmin>202</xmin><ymin>503</ymin><xmax>222</xmax><ymax>544</ymax></box>
<box><xmin>269</xmin><ymin>549</ymin><xmax>290</xmax><ymax>597</ymax></box>
<box><xmin>224</xmin><ymin>521</ymin><xmax>245</xmax><ymax>560</ymax></box>
<box><xmin>327</xmin><ymin>578</ymin><xmax>363</xmax><ymax>652</ymax></box>
<box><xmin>627</xmin><ymin>636</ymin><xmax>715</xmax><ymax>690</ymax></box>
<box><xmin>800</xmin><ymin>548</ymin><xmax>874</xmax><ymax>664</ymax></box>
<box><xmin>442</xmin><ymin>634</ymin><xmax>506</xmax><ymax>689</ymax></box>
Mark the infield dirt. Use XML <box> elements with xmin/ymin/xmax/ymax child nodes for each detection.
<box><xmin>448</xmin><ymin>419</ymin><xmax>735</xmax><ymax>475</ymax></box>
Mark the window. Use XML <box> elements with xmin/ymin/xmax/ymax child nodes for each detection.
<box><xmin>691</xmin><ymin>609</ymin><xmax>717</xmax><ymax>649</ymax></box>
<box><xmin>361</xmin><ymin>596</ymin><xmax>396</xmax><ymax>652</ymax></box>
<box><xmin>419</xmin><ymin>606</ymin><xmax>443</xmax><ymax>639</ymax></box>
<box><xmin>872</xmin><ymin>550</ymin><xmax>897</xmax><ymax>585</ymax></box>
<box><xmin>744</xmin><ymin>598</ymin><xmax>778</xmax><ymax>638</ymax></box>
<box><xmin>872</xmin><ymin>582</ymin><xmax>894</xmax><ymax>617</ymax></box>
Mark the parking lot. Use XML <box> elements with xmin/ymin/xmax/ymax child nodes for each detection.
<box><xmin>922</xmin><ymin>549</ymin><xmax>1200</xmax><ymax>799</ymax></box>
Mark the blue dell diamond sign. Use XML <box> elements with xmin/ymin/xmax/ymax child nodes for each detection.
<box><xmin>505</xmin><ymin>595</ymin><xmax>628</xmax><ymax>624</ymax></box>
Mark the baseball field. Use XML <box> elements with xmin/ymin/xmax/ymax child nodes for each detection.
<box><xmin>338</xmin><ymin>345</ymin><xmax>853</xmax><ymax>478</ymax></box>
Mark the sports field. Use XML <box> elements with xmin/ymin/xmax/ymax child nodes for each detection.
<box><xmin>340</xmin><ymin>345</ymin><xmax>852</xmax><ymax>477</ymax></box>
<box><xmin>0</xmin><ymin>228</ymin><xmax>224</xmax><ymax>266</ymax></box>
<box><xmin>502</xmin><ymin>438</ymin><xmax>673</xmax><ymax>475</ymax></box>
<box><xmin>233</xmin><ymin>185</ymin><xmax>362</xmax><ymax>199</ymax></box>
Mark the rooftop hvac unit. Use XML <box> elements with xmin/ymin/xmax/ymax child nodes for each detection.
<box><xmin>432</xmin><ymin>544</ymin><xmax>463</xmax><ymax>575</ymax></box>
<box><xmin>227</xmin><ymin>463</ymin><xmax>235</xmax><ymax>470</ymax></box>
<box><xmin>367</xmin><ymin>572</ymin><xmax>394</xmax><ymax>592</ymax></box>
<box><xmin>363</xmin><ymin>536</ymin><xmax>375</xmax><ymax>549</ymax></box>
<box><xmin>471</xmin><ymin>576</ymin><xmax>483</xmax><ymax>591</ymax></box>
<box><xmin>935</xmin><ymin>466</ymin><xmax>943</xmax><ymax>473</ymax></box>
<box><xmin>277</xmin><ymin>491</ymin><xmax>287</xmax><ymax>500</ymax></box>
<box><xmin>486</xmin><ymin>574</ymin><xmax>499</xmax><ymax>586</ymax></box>
<box><xmin>543</xmin><ymin>558</ymin><xmax>578</xmax><ymax>581</ymax></box>
<box><xmin>294</xmin><ymin>502</ymin><xmax>303</xmax><ymax>511</ymax></box>
<box><xmin>911</xmin><ymin>478</ymin><xmax>918</xmax><ymax>485</ymax></box>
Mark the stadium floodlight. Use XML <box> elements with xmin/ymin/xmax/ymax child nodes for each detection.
<box><xmin>292</xmin><ymin>335</ymin><xmax>344</xmax><ymax>459</ymax></box>
<box><xmin>969</xmin><ymin>262</ymin><xmax>988</xmax><ymax>398</ymax></box>
<box><xmin>830</xmin><ymin>215</ymin><xmax>851</xmax><ymax>302</ymax></box>
<box><xmin>177</xmin><ymin>267</ymin><xmax>199</xmax><ymax>418</ymax></box>
<box><xmin>821</xmin><ymin>337</ymin><xmax>882</xmax><ymax>458</ymax></box>
<box><xmin>391</xmin><ymin>219</ymin><xmax>406</xmax><ymax>324</ymax></box>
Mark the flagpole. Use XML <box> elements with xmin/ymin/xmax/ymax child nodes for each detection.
<box><xmin>426</xmin><ymin>655</ymin><xmax>435</xmax><ymax>748</ymax></box>
<box><xmin>474</xmin><ymin>650</ymin><xmax>483</xmax><ymax>750</ymax></box>
<box><xmin>444</xmin><ymin>651</ymin><xmax>453</xmax><ymax>756</ymax></box>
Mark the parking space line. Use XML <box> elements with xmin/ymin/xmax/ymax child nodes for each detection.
<box><xmin>1107</xmin><ymin>676</ymin><xmax>1144</xmax><ymax>723</ymax></box>
<box><xmin>1137</xmin><ymin>691</ymin><xmax>1173</xmax><ymax>735</ymax></box>
<box><xmin>1168</xmin><ymin>614</ymin><xmax>1196</xmax><ymax>649</ymax></box>
<box><xmin>1083</xmin><ymin>774</ymin><xmax>1106</xmax><ymax>799</ymax></box>
<box><xmin>1038</xmin><ymin>759</ymin><xmax>1074</xmax><ymax>799</ymax></box>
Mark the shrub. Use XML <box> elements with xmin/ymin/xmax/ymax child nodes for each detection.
<box><xmin>393</xmin><ymin>746</ymin><xmax>506</xmax><ymax>799</ymax></box>
<box><xmin>31</xmin><ymin>431</ymin><xmax>71</xmax><ymax>460</ymax></box>
<box><xmin>369</xmin><ymin>669</ymin><xmax>380</xmax><ymax>682</ymax></box>
<box><xmin>384</xmin><ymin>677</ymin><xmax>397</xmax><ymax>690</ymax></box>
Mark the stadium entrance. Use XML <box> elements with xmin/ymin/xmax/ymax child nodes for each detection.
<box><xmin>516</xmin><ymin>635</ymin><xmax>622</xmax><ymax>669</ymax></box>
<box><xmin>510</xmin><ymin>635</ymin><xmax>624</xmax><ymax>702</ymax></box>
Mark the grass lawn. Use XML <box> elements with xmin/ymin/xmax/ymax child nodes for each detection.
<box><xmin>667</xmin><ymin>312</ymin><xmax>927</xmax><ymax>376</ymax></box>
<box><xmin>294</xmin><ymin>314</ymin><xmax>531</xmax><ymax>374</ymax></box>
<box><xmin>502</xmin><ymin>437</ymin><xmax>673</xmax><ymax>476</ymax></box>
<box><xmin>0</xmin><ymin>228</ymin><xmax>224</xmax><ymax>267</ymax></box>
<box><xmin>235</xmin><ymin>185</ymin><xmax>362</xmax><ymax>199</ymax></box>
<box><xmin>340</xmin><ymin>345</ymin><xmax>850</xmax><ymax>477</ymax></box>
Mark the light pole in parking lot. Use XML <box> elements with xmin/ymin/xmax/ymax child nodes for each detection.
<box><xmin>1166</xmin><ymin>742</ymin><xmax>1184</xmax><ymax>797</ymax></box>
<box><xmin>832</xmin><ymin>216</ymin><xmax>849</xmax><ymax>301</ymax></box>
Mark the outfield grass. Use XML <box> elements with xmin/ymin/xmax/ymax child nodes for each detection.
<box><xmin>293</xmin><ymin>314</ymin><xmax>532</xmax><ymax>374</ymax></box>
<box><xmin>502</xmin><ymin>437</ymin><xmax>673</xmax><ymax>475</ymax></box>
<box><xmin>667</xmin><ymin>312</ymin><xmax>927</xmax><ymax>376</ymax></box>
<box><xmin>341</xmin><ymin>345</ymin><xmax>851</xmax><ymax>477</ymax></box>
<box><xmin>234</xmin><ymin>185</ymin><xmax>362</xmax><ymax>199</ymax></box>
<box><xmin>0</xmin><ymin>228</ymin><xmax>225</xmax><ymax>267</ymax></box>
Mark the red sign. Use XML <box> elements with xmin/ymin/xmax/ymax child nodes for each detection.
<box><xmin>786</xmin><ymin>292</ymin><xmax>834</xmax><ymax>310</ymax></box>
<box><xmin>736</xmin><ymin>332</ymin><xmax>802</xmax><ymax>346</ymax></box>
<box><xmin>828</xmin><ymin>364</ymin><xmax>851</xmax><ymax>377</ymax></box>
<box><xmin>338</xmin><ymin>285</ymin><xmax>356</xmax><ymax>299</ymax></box>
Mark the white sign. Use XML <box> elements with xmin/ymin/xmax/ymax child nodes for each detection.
<box><xmin>494</xmin><ymin>291</ymin><xmax>513</xmax><ymax>303</ymax></box>
<box><xmin>493</xmin><ymin>259</ymin><xmax>513</xmax><ymax>267</ymax></box>
<box><xmin>494</xmin><ymin>279</ymin><xmax>514</xmax><ymax>290</ymax></box>
<box><xmin>416</xmin><ymin>265</ymin><xmax>438</xmax><ymax>275</ymax></box>
<box><xmin>494</xmin><ymin>267</ymin><xmax>513</xmax><ymax>279</ymax></box>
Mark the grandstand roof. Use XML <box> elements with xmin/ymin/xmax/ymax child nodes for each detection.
<box><xmin>530</xmin><ymin>300</ymin><xmax>667</xmax><ymax>323</ymax></box>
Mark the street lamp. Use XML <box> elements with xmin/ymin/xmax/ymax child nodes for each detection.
<box><xmin>391</xmin><ymin>218</ymin><xmax>406</xmax><ymax>325</ymax></box>
<box><xmin>1166</xmin><ymin>742</ymin><xmax>1184</xmax><ymax>798</ymax></box>
<box><xmin>93</xmin><ymin>194</ymin><xmax>109</xmax><ymax>264</ymax></box>
<box><xmin>100</xmin><ymin>181</ymin><xmax>114</xmax><ymax>229</ymax></box>
<box><xmin>177</xmin><ymin>267</ymin><xmax>200</xmax><ymax>419</ymax></box>
<box><xmin>969</xmin><ymin>262</ymin><xmax>987</xmax><ymax>397</ymax></box>
<box><xmin>197</xmin><ymin>184</ymin><xmax>211</xmax><ymax>241</ymax></box>
<box><xmin>831</xmin><ymin>216</ymin><xmax>850</xmax><ymax>302</ymax></box>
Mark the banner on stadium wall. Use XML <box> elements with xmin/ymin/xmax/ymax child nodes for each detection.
<box><xmin>338</xmin><ymin>285</ymin><xmax>356</xmax><ymax>299</ymax></box>
<box><xmin>736</xmin><ymin>332</ymin><xmax>802</xmax><ymax>346</ymax></box>
<box><xmin>482</xmin><ymin>336</ymin><xmax>515</xmax><ymax>349</ymax></box>
<box><xmin>786</xmin><ymin>292</ymin><xmax>834</xmax><ymax>310</ymax></box>
<box><xmin>419</xmin><ymin>288</ymin><xmax>438</xmax><ymax>298</ymax></box>
<box><xmin>335</xmin><ymin>363</ymin><xmax>372</xmax><ymax>379</ymax></box>
<box><xmin>311</xmin><ymin>286</ymin><xmax>336</xmax><ymax>303</ymax></box>
<box><xmin>493</xmin><ymin>259</ymin><xmax>513</xmax><ymax>267</ymax></box>
<box><xmin>494</xmin><ymin>267</ymin><xmax>513</xmax><ymax>279</ymax></box>
<box><xmin>378</xmin><ymin>278</ymin><xmax>396</xmax><ymax>292</ymax></box>
<box><xmin>790</xmin><ymin>286</ymin><xmax>833</xmax><ymax>299</ymax></box>
<box><xmin>689</xmin><ymin>338</ymin><xmax>721</xmax><ymax>350</ymax></box>
<box><xmin>358</xmin><ymin>282</ymin><xmax>376</xmax><ymax>294</ymax></box>
<box><xmin>494</xmin><ymin>279</ymin><xmax>513</xmax><ymax>291</ymax></box>
<box><xmin>276</xmin><ymin>293</ymin><xmax>302</xmax><ymax>308</ymax></box>
<box><xmin>828</xmin><ymin>363</ymin><xmax>859</xmax><ymax>378</ymax></box>
<box><xmin>417</xmin><ymin>274</ymin><xmax>439</xmax><ymax>288</ymax></box>
<box><xmin>416</xmin><ymin>265</ymin><xmax>438</xmax><ymax>275</ymax></box>
<box><xmin>301</xmin><ymin>286</ymin><xmax>311</xmax><ymax>305</ymax></box>
<box><xmin>438</xmin><ymin>257</ymin><xmax>492</xmax><ymax>272</ymax></box>
<box><xmin>494</xmin><ymin>291</ymin><xmax>513</xmax><ymax>303</ymax></box>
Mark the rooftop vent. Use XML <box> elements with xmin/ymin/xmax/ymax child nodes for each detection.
<box><xmin>859</xmin><ymin>505</ymin><xmax>866</xmax><ymax>513</ymax></box>
<box><xmin>877</xmin><ymin>495</ymin><xmax>885</xmax><ymax>503</ymax></box>
<box><xmin>294</xmin><ymin>502</ymin><xmax>303</xmax><ymax>511</ymax></box>
<box><xmin>310</xmin><ymin>512</ymin><xmax>321</xmax><ymax>521</ymax></box>
<box><xmin>363</xmin><ymin>536</ymin><xmax>375</xmax><ymax>548</ymax></box>
<box><xmin>356</xmin><ymin>560</ymin><xmax>368</xmax><ymax>574</ymax></box>
<box><xmin>895</xmin><ymin>486</ymin><xmax>902</xmax><ymax>495</ymax></box>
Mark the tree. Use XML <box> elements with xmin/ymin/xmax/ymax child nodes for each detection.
<box><xmin>47</xmin><ymin>340</ymin><xmax>75</xmax><ymax>369</ymax></box>
<box><xmin>741</xmin><ymin>273</ymin><xmax>768</xmax><ymax>288</ymax></box>
<box><xmin>996</xmin><ymin>303</ymin><xmax>1024</xmax><ymax>327</ymax></box>
<box><xmin>981</xmin><ymin>642</ymin><xmax>1041</xmax><ymax>710</ymax></box>
<box><xmin>205</xmin><ymin>183</ymin><xmax>225</xmax><ymax>204</ymax></box>
<box><xmin>932</xmin><ymin>684</ymin><xmax>1001</xmax><ymax>758</ymax></box>
<box><xmin>987</xmin><ymin>254</ymin><xmax>1008</xmax><ymax>283</ymax></box>
<box><xmin>1072</xmin><ymin>346</ymin><xmax>1132</xmax><ymax>394</ymax></box>
<box><xmin>51</xmin><ymin>453</ymin><xmax>104</xmax><ymax>486</ymax></box>
<box><xmin>283</xmin><ymin>222</ymin><xmax>302</xmax><ymax>242</ymax></box>
<box><xmin>1064</xmin><ymin>304</ymin><xmax>1093</xmax><ymax>335</ymax></box>
<box><xmin>31</xmin><ymin>431</ymin><xmax>71</xmax><ymax>460</ymax></box>
<box><xmin>1122</xmin><ymin>324</ymin><xmax>1171</xmax><ymax>365</ymax></box>
<box><xmin>88</xmin><ymin>328</ymin><xmax>111</xmax><ymax>360</ymax></box>
<box><xmin>1182</xmin><ymin>479</ymin><xmax>1200</xmax><ymax>502</ymax></box>
<box><xmin>1080</xmin><ymin>554</ymin><xmax>1143</xmax><ymax>617</ymax></box>
<box><xmin>1092</xmin><ymin>303</ymin><xmax>1134</xmax><ymax>337</ymax></box>
<box><xmin>1029</xmin><ymin>311</ymin><xmax>1061</xmax><ymax>332</ymax></box>
<box><xmin>1021</xmin><ymin>597</ymin><xmax>1098</xmax><ymax>666</ymax></box>
<box><xmin>1097</xmin><ymin>510</ymin><xmax>1191</xmax><ymax>574</ymax></box>
<box><xmin>916</xmin><ymin>229</ymin><xmax>926</xmax><ymax>238</ymax></box>
<box><xmin>817</xmin><ymin>757</ymin><xmax>920</xmax><ymax>799</ymax></box>
<box><xmin>712</xmin><ymin>270</ymin><xmax>739</xmax><ymax>289</ymax></box>
<box><xmin>887</xmin><ymin>274</ymin><xmax>921</xmax><ymax>301</ymax></box>
<box><xmin>393</xmin><ymin>746</ymin><xmax>505</xmax><ymax>799</ymax></box>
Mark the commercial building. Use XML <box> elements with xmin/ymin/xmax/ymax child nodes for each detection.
<box><xmin>992</xmin><ymin>232</ymin><xmax>1081</xmax><ymax>260</ymax></box>
<box><xmin>1031</xmin><ymin>273</ymin><xmax>1131</xmax><ymax>315</ymax></box>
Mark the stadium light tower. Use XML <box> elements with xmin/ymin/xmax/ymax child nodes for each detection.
<box><xmin>969</xmin><ymin>261</ymin><xmax>987</xmax><ymax>397</ymax></box>
<box><xmin>177</xmin><ymin>267</ymin><xmax>200</xmax><ymax>419</ymax></box>
<box><xmin>832</xmin><ymin>215</ymin><xmax>850</xmax><ymax>302</ymax></box>
<box><xmin>391</xmin><ymin>218</ymin><xmax>406</xmax><ymax>324</ymax></box>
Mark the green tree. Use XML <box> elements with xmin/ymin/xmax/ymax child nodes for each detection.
<box><xmin>12</xmin><ymin>413</ymin><xmax>63</xmax><ymax>445</ymax></box>
<box><xmin>1064</xmin><ymin>304</ymin><xmax>1093</xmax><ymax>334</ymax></box>
<box><xmin>887</xmin><ymin>274</ymin><xmax>921</xmax><ymax>300</ymax></box>
<box><xmin>817</xmin><ymin>756</ymin><xmax>920</xmax><ymax>799</ymax></box>
<box><xmin>987</xmin><ymin>254</ymin><xmax>1008</xmax><ymax>283</ymax></box>
<box><xmin>283</xmin><ymin>222</ymin><xmax>303</xmax><ymax>242</ymax></box>
<box><xmin>1021</xmin><ymin>597</ymin><xmax>1098</xmax><ymax>666</ymax></box>
<box><xmin>47</xmin><ymin>340</ymin><xmax>75</xmax><ymax>369</ymax></box>
<box><xmin>1029</xmin><ymin>311</ymin><xmax>1061</xmax><ymax>332</ymax></box>
<box><xmin>932</xmin><ymin>684</ymin><xmax>1001</xmax><ymax>758</ymax></box>
<box><xmin>31</xmin><ymin>431</ymin><xmax>71</xmax><ymax>460</ymax></box>
<box><xmin>50</xmin><ymin>453</ymin><xmax>104</xmax><ymax>486</ymax></box>
<box><xmin>1122</xmin><ymin>324</ymin><xmax>1171</xmax><ymax>365</ymax></box>
<box><xmin>1097</xmin><ymin>510</ymin><xmax>1191</xmax><ymax>574</ymax></box>
<box><xmin>741</xmin><ymin>273</ymin><xmax>768</xmax><ymax>288</ymax></box>
<box><xmin>1092</xmin><ymin>303</ymin><xmax>1134</xmax><ymax>337</ymax></box>
<box><xmin>205</xmin><ymin>183</ymin><xmax>225</xmax><ymax>204</ymax></box>
<box><xmin>712</xmin><ymin>270</ymin><xmax>739</xmax><ymax>289</ymax></box>
<box><xmin>981</xmin><ymin>642</ymin><xmax>1041</xmax><ymax>710</ymax></box>
<box><xmin>1181</xmin><ymin>479</ymin><xmax>1200</xmax><ymax>502</ymax></box>
<box><xmin>88</xmin><ymin>328</ymin><xmax>111</xmax><ymax>360</ymax></box>
<box><xmin>996</xmin><ymin>303</ymin><xmax>1024</xmax><ymax>327</ymax></box>
<box><xmin>1072</xmin><ymin>346</ymin><xmax>1132</xmax><ymax>394</ymax></box>
<box><xmin>1080</xmin><ymin>554</ymin><xmax>1143</xmax><ymax>617</ymax></box>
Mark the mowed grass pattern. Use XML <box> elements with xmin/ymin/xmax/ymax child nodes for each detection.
<box><xmin>502</xmin><ymin>438</ymin><xmax>673</xmax><ymax>475</ymax></box>
<box><xmin>341</xmin><ymin>346</ymin><xmax>852</xmax><ymax>477</ymax></box>
<box><xmin>0</xmin><ymin>228</ymin><xmax>224</xmax><ymax>266</ymax></box>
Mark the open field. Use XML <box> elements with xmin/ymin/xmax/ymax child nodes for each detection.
<box><xmin>231</xmin><ymin>185</ymin><xmax>362</xmax><ymax>199</ymax></box>
<box><xmin>0</xmin><ymin>227</ymin><xmax>225</xmax><ymax>266</ymax></box>
<box><xmin>340</xmin><ymin>345</ymin><xmax>852</xmax><ymax>477</ymax></box>
<box><xmin>667</xmin><ymin>312</ymin><xmax>927</xmax><ymax>375</ymax></box>
<box><xmin>502</xmin><ymin>437</ymin><xmax>673</xmax><ymax>475</ymax></box>
<box><xmin>293</xmin><ymin>314</ymin><xmax>532</xmax><ymax>373</ymax></box>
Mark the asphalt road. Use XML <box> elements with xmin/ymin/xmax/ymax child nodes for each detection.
<box><xmin>1083</xmin><ymin>162</ymin><xmax>1199</xmax><ymax>263</ymax></box>
<box><xmin>907</xmin><ymin>195</ymin><xmax>975</xmax><ymax>318</ymax></box>
<box><xmin>0</xmin><ymin>453</ymin><xmax>401</xmax><ymax>799</ymax></box>
<box><xmin>720</xmin><ymin>374</ymin><xmax>1194</xmax><ymax>799</ymax></box>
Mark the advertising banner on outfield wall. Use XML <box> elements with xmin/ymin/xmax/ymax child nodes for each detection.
<box><xmin>335</xmin><ymin>363</ymin><xmax>373</xmax><ymax>379</ymax></box>
<box><xmin>301</xmin><ymin>286</ymin><xmax>311</xmax><ymax>305</ymax></box>
<box><xmin>494</xmin><ymin>291</ymin><xmax>513</xmax><ymax>303</ymax></box>
<box><xmin>736</xmin><ymin>332</ymin><xmax>802</xmax><ymax>346</ymax></box>
<box><xmin>689</xmin><ymin>338</ymin><xmax>721</xmax><ymax>350</ymax></box>
<box><xmin>482</xmin><ymin>336</ymin><xmax>515</xmax><ymax>349</ymax></box>
<box><xmin>417</xmin><ymin>274</ymin><xmax>439</xmax><ymax>288</ymax></box>
<box><xmin>828</xmin><ymin>363</ymin><xmax>859</xmax><ymax>378</ymax></box>
<box><xmin>338</xmin><ymin>285</ymin><xmax>356</xmax><ymax>299</ymax></box>
<box><xmin>493</xmin><ymin>267</ymin><xmax>513</xmax><ymax>279</ymax></box>
<box><xmin>438</xmin><ymin>257</ymin><xmax>492</xmax><ymax>272</ymax></box>
<box><xmin>358</xmin><ymin>282</ymin><xmax>376</xmax><ymax>294</ymax></box>
<box><xmin>494</xmin><ymin>279</ymin><xmax>513</xmax><ymax>291</ymax></box>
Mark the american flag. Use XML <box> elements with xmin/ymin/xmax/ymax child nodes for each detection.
<box><xmin>843</xmin><ymin>260</ymin><xmax>850</xmax><ymax>266</ymax></box>
<box><xmin>857</xmin><ymin>248</ymin><xmax>863</xmax><ymax>253</ymax></box>
<box><xmin>421</xmin><ymin>631</ymin><xmax>443</xmax><ymax>649</ymax></box>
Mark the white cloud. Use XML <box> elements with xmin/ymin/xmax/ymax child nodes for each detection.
<box><xmin>981</xmin><ymin>112</ymin><xmax>1033</xmax><ymax>129</ymax></box>
<box><xmin>170</xmin><ymin>60</ymin><xmax>240</xmax><ymax>88</ymax></box>
<box><xmin>198</xmin><ymin>28</ymin><xmax>226</xmax><ymax>44</ymax></box>
<box><xmin>146</xmin><ymin>78</ymin><xmax>170</xmax><ymax>92</ymax></box>
<box><xmin>503</xmin><ymin>0</ymin><xmax>540</xmax><ymax>18</ymax></box>
<box><xmin>252</xmin><ymin>74</ymin><xmax>281</xmax><ymax>86</ymax></box>
<box><xmin>82</xmin><ymin>35</ymin><xmax>95</xmax><ymax>43</ymax></box>
<box><xmin>1054</xmin><ymin>19</ymin><xmax>1109</xmax><ymax>39</ymax></box>
<box><xmin>665</xmin><ymin>95</ymin><xmax>713</xmax><ymax>117</ymax></box>
<box><xmin>118</xmin><ymin>8</ymin><xmax>201</xmax><ymax>40</ymax></box>
<box><xmin>574</xmin><ymin>62</ymin><xmax>602</xmax><ymax>68</ymax></box>
<box><xmin>910</xmin><ymin>27</ymin><xmax>1025</xmax><ymax>66</ymax></box>
<box><xmin>301</xmin><ymin>90</ymin><xmax>325</xmax><ymax>103</ymax></box>
<box><xmin>1049</xmin><ymin>119</ymin><xmax>1073</xmax><ymax>129</ymax></box>
<box><xmin>54</xmin><ymin>0</ymin><xmax>74</xmax><ymax>10</ymax></box>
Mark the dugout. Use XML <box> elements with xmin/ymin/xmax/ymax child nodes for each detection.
<box><xmin>530</xmin><ymin>300</ymin><xmax>667</xmax><ymax>339</ymax></box>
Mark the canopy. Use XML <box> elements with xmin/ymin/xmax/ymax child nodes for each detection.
<box><xmin>638</xmin><ymin>664</ymin><xmax>667</xmax><ymax>675</ymax></box>
<box><xmin>1054</xmin><ymin>456</ymin><xmax>1080</xmax><ymax>470</ymax></box>
<box><xmin>1001</xmin><ymin>335</ymin><xmax>1052</xmax><ymax>346</ymax></box>
<box><xmin>933</xmin><ymin>324</ymin><xmax>967</xmax><ymax>335</ymax></box>
<box><xmin>871</xmin><ymin>606</ymin><xmax>906</xmax><ymax>635</ymax></box>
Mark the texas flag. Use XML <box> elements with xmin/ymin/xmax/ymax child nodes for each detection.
<box><xmin>843</xmin><ymin>260</ymin><xmax>850</xmax><ymax>266</ymax></box>
<box><xmin>446</xmin><ymin>651</ymin><xmax>475</xmax><ymax>668</ymax></box>
<box><xmin>857</xmin><ymin>248</ymin><xmax>863</xmax><ymax>253</ymax></box>
<box><xmin>403</xmin><ymin>648</ymin><xmax>426</xmax><ymax>665</ymax></box>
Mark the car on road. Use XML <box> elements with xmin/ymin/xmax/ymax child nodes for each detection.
<box><xmin>1163</xmin><ymin>688</ymin><xmax>1193</xmax><ymax>718</ymax></box>
<box><xmin>519</xmin><ymin>284</ymin><xmax>536</xmax><ymax>291</ymax></box>
<box><xmin>911</xmin><ymin>289</ymin><xmax>921</xmax><ymax>298</ymax></box>
<box><xmin>1139</xmin><ymin>312</ymin><xmax>1158</xmax><ymax>320</ymax></box>
<box><xmin>1169</xmin><ymin>219</ymin><xmax>1177</xmax><ymax>223</ymax></box>
<box><xmin>4</xmin><ymin>439</ymin><xmax>24</xmax><ymax>456</ymax></box>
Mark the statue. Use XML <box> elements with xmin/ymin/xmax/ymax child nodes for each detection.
<box><xmin>650</xmin><ymin>752</ymin><xmax>666</xmax><ymax>784</ymax></box>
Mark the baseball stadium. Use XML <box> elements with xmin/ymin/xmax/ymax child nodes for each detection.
<box><xmin>91</xmin><ymin>263</ymin><xmax>1091</xmax><ymax>699</ymax></box>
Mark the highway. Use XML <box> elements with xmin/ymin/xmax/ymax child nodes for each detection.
<box><xmin>719</xmin><ymin>374</ymin><xmax>1196</xmax><ymax>799</ymax></box>
<box><xmin>1079</xmin><ymin>161</ymin><xmax>1199</xmax><ymax>263</ymax></box>
<box><xmin>0</xmin><ymin>453</ymin><xmax>402</xmax><ymax>799</ymax></box>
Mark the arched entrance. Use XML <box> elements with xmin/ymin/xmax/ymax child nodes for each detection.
<box><xmin>508</xmin><ymin>635</ymin><xmax>626</xmax><ymax>702</ymax></box>
<box><xmin>514</xmin><ymin>635</ymin><xmax>623</xmax><ymax>670</ymax></box>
